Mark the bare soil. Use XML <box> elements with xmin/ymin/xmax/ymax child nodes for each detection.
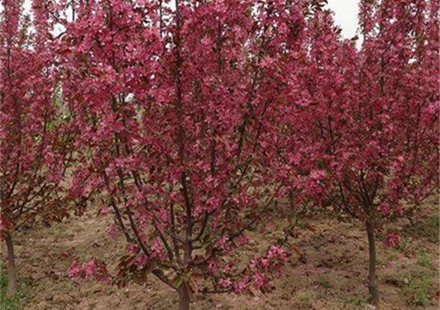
<box><xmin>1</xmin><ymin>196</ymin><xmax>439</xmax><ymax>310</ymax></box>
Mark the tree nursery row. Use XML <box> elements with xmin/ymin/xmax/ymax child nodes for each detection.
<box><xmin>0</xmin><ymin>0</ymin><xmax>438</xmax><ymax>309</ymax></box>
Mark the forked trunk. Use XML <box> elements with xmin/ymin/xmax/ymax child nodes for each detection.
<box><xmin>178</xmin><ymin>282</ymin><xmax>190</xmax><ymax>310</ymax></box>
<box><xmin>5</xmin><ymin>233</ymin><xmax>18</xmax><ymax>298</ymax></box>
<box><xmin>365</xmin><ymin>220</ymin><xmax>379</xmax><ymax>305</ymax></box>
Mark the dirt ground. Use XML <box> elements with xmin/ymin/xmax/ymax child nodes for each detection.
<box><xmin>1</xmin><ymin>196</ymin><xmax>439</xmax><ymax>310</ymax></box>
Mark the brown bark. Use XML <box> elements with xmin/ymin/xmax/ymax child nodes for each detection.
<box><xmin>5</xmin><ymin>233</ymin><xmax>18</xmax><ymax>297</ymax></box>
<box><xmin>366</xmin><ymin>220</ymin><xmax>379</xmax><ymax>305</ymax></box>
<box><xmin>178</xmin><ymin>282</ymin><xmax>190</xmax><ymax>310</ymax></box>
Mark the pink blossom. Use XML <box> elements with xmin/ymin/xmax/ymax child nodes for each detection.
<box><xmin>208</xmin><ymin>260</ymin><xmax>218</xmax><ymax>274</ymax></box>
<box><xmin>219</xmin><ymin>278</ymin><xmax>232</xmax><ymax>288</ymax></box>
<box><xmin>98</xmin><ymin>207</ymin><xmax>110</xmax><ymax>216</ymax></box>
<box><xmin>151</xmin><ymin>239</ymin><xmax>166</xmax><ymax>261</ymax></box>
<box><xmin>381</xmin><ymin>203</ymin><xmax>390</xmax><ymax>216</ymax></box>
<box><xmin>67</xmin><ymin>260</ymin><xmax>81</xmax><ymax>278</ymax></box>
<box><xmin>107</xmin><ymin>224</ymin><xmax>119</xmax><ymax>239</ymax></box>
<box><xmin>126</xmin><ymin>243</ymin><xmax>140</xmax><ymax>254</ymax></box>
<box><xmin>252</xmin><ymin>271</ymin><xmax>265</xmax><ymax>290</ymax></box>
<box><xmin>384</xmin><ymin>233</ymin><xmax>401</xmax><ymax>248</ymax></box>
<box><xmin>84</xmin><ymin>259</ymin><xmax>97</xmax><ymax>276</ymax></box>
<box><xmin>234</xmin><ymin>276</ymin><xmax>249</xmax><ymax>294</ymax></box>
<box><xmin>237</xmin><ymin>235</ymin><xmax>249</xmax><ymax>246</ymax></box>
<box><xmin>267</xmin><ymin>245</ymin><xmax>287</xmax><ymax>261</ymax></box>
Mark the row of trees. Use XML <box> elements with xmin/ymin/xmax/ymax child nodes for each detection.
<box><xmin>1</xmin><ymin>0</ymin><xmax>438</xmax><ymax>309</ymax></box>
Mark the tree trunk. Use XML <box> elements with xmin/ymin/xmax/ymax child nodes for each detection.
<box><xmin>5</xmin><ymin>233</ymin><xmax>18</xmax><ymax>298</ymax></box>
<box><xmin>365</xmin><ymin>220</ymin><xmax>379</xmax><ymax>305</ymax></box>
<box><xmin>177</xmin><ymin>282</ymin><xmax>190</xmax><ymax>310</ymax></box>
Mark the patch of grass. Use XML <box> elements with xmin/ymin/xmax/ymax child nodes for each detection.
<box><xmin>402</xmin><ymin>269</ymin><xmax>434</xmax><ymax>307</ymax></box>
<box><xmin>410</xmin><ymin>271</ymin><xmax>432</xmax><ymax>306</ymax></box>
<box><xmin>428</xmin><ymin>234</ymin><xmax>438</xmax><ymax>243</ymax></box>
<box><xmin>387</xmin><ymin>252</ymin><xmax>398</xmax><ymax>261</ymax></box>
<box><xmin>376</xmin><ymin>255</ymin><xmax>386</xmax><ymax>266</ymax></box>
<box><xmin>295</xmin><ymin>290</ymin><xmax>316</xmax><ymax>309</ymax></box>
<box><xmin>428</xmin><ymin>216</ymin><xmax>439</xmax><ymax>228</ymax></box>
<box><xmin>403</xmin><ymin>215</ymin><xmax>439</xmax><ymax>244</ymax></box>
<box><xmin>315</xmin><ymin>275</ymin><xmax>330</xmax><ymax>288</ymax></box>
<box><xmin>428</xmin><ymin>216</ymin><xmax>439</xmax><ymax>243</ymax></box>
<box><xmin>396</xmin><ymin>235</ymin><xmax>409</xmax><ymax>253</ymax></box>
<box><xmin>342</xmin><ymin>296</ymin><xmax>365</xmax><ymax>306</ymax></box>
<box><xmin>47</xmin><ymin>222</ymin><xmax>63</xmax><ymax>236</ymax></box>
<box><xmin>383</xmin><ymin>272</ymin><xmax>405</xmax><ymax>288</ymax></box>
<box><xmin>417</xmin><ymin>251</ymin><xmax>432</xmax><ymax>268</ymax></box>
<box><xmin>0</xmin><ymin>265</ymin><xmax>30</xmax><ymax>310</ymax></box>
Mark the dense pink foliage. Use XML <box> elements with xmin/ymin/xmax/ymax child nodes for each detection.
<box><xmin>61</xmin><ymin>0</ymin><xmax>309</xmax><ymax>295</ymax></box>
<box><xmin>60</xmin><ymin>0</ymin><xmax>438</xmax><ymax>300</ymax></box>
<box><xmin>0</xmin><ymin>0</ymin><xmax>73</xmax><ymax>237</ymax></box>
<box><xmin>1</xmin><ymin>0</ymin><xmax>438</xmax><ymax>306</ymax></box>
<box><xmin>288</xmin><ymin>0</ymin><xmax>439</xmax><ymax>232</ymax></box>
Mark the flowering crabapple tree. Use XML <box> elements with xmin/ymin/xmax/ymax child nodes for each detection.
<box><xmin>354</xmin><ymin>0</ymin><xmax>439</xmax><ymax>302</ymax></box>
<box><xmin>62</xmin><ymin>0</ymin><xmax>307</xmax><ymax>309</ymax></box>
<box><xmin>291</xmin><ymin>1</ymin><xmax>439</xmax><ymax>304</ymax></box>
<box><xmin>0</xmin><ymin>0</ymin><xmax>74</xmax><ymax>297</ymax></box>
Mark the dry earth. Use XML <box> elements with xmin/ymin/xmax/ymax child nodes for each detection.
<box><xmin>1</xmin><ymin>196</ymin><xmax>439</xmax><ymax>310</ymax></box>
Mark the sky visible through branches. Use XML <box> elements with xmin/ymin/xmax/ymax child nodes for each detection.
<box><xmin>328</xmin><ymin>0</ymin><xmax>359</xmax><ymax>38</ymax></box>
